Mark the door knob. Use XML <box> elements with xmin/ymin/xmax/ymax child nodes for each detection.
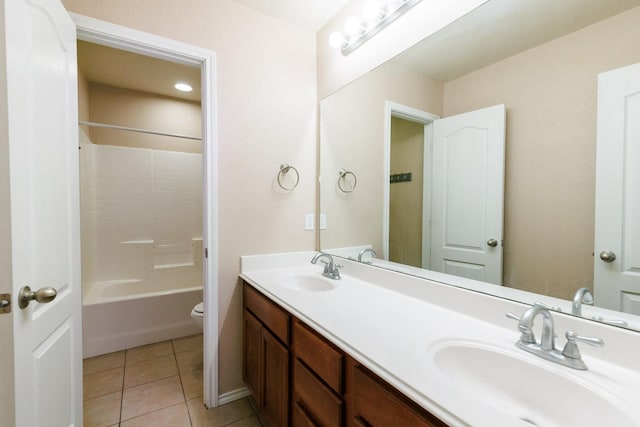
<box><xmin>487</xmin><ymin>239</ymin><xmax>499</xmax><ymax>247</ymax></box>
<box><xmin>18</xmin><ymin>285</ymin><xmax>57</xmax><ymax>309</ymax></box>
<box><xmin>599</xmin><ymin>251</ymin><xmax>616</xmax><ymax>263</ymax></box>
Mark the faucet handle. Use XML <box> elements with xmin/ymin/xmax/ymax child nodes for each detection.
<box><xmin>506</xmin><ymin>312</ymin><xmax>537</xmax><ymax>344</ymax></box>
<box><xmin>506</xmin><ymin>312</ymin><xmax>521</xmax><ymax>322</ymax></box>
<box><xmin>534</xmin><ymin>301</ymin><xmax>562</xmax><ymax>312</ymax></box>
<box><xmin>562</xmin><ymin>331</ymin><xmax>604</xmax><ymax>360</ymax></box>
<box><xmin>591</xmin><ymin>315</ymin><xmax>628</xmax><ymax>327</ymax></box>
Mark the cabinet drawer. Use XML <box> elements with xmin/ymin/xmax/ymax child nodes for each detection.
<box><xmin>292</xmin><ymin>402</ymin><xmax>319</xmax><ymax>427</ymax></box>
<box><xmin>293</xmin><ymin>320</ymin><xmax>343</xmax><ymax>393</ymax></box>
<box><xmin>353</xmin><ymin>366</ymin><xmax>446</xmax><ymax>427</ymax></box>
<box><xmin>293</xmin><ymin>359</ymin><xmax>343</xmax><ymax>427</ymax></box>
<box><xmin>243</xmin><ymin>282</ymin><xmax>289</xmax><ymax>344</ymax></box>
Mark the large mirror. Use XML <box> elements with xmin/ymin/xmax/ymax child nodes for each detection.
<box><xmin>320</xmin><ymin>0</ymin><xmax>640</xmax><ymax>329</ymax></box>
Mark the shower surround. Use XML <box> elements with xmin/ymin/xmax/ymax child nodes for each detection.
<box><xmin>80</xmin><ymin>131</ymin><xmax>203</xmax><ymax>357</ymax></box>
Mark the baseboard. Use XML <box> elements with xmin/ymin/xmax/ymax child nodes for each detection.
<box><xmin>218</xmin><ymin>387</ymin><xmax>251</xmax><ymax>406</ymax></box>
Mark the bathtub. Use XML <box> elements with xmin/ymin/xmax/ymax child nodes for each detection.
<box><xmin>82</xmin><ymin>279</ymin><xmax>203</xmax><ymax>358</ymax></box>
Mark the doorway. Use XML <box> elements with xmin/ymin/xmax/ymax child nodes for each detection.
<box><xmin>383</xmin><ymin>101</ymin><xmax>438</xmax><ymax>268</ymax></box>
<box><xmin>73</xmin><ymin>14</ymin><xmax>219</xmax><ymax>408</ymax></box>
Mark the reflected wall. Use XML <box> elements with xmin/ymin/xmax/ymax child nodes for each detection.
<box><xmin>320</xmin><ymin>6</ymin><xmax>640</xmax><ymax>300</ymax></box>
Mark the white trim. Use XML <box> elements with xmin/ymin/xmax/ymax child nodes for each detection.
<box><xmin>71</xmin><ymin>14</ymin><xmax>219</xmax><ymax>408</ymax></box>
<box><xmin>218</xmin><ymin>387</ymin><xmax>251</xmax><ymax>406</ymax></box>
<box><xmin>383</xmin><ymin>101</ymin><xmax>439</xmax><ymax>265</ymax></box>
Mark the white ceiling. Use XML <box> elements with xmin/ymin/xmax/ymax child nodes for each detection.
<box><xmin>229</xmin><ymin>0</ymin><xmax>350</xmax><ymax>31</ymax></box>
<box><xmin>392</xmin><ymin>0</ymin><xmax>640</xmax><ymax>82</ymax></box>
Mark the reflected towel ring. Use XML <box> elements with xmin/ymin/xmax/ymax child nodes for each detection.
<box><xmin>338</xmin><ymin>168</ymin><xmax>357</xmax><ymax>193</ymax></box>
<box><xmin>277</xmin><ymin>163</ymin><xmax>299</xmax><ymax>191</ymax></box>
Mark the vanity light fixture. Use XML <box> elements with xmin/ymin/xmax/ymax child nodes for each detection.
<box><xmin>174</xmin><ymin>82</ymin><xmax>193</xmax><ymax>92</ymax></box>
<box><xmin>329</xmin><ymin>0</ymin><xmax>423</xmax><ymax>56</ymax></box>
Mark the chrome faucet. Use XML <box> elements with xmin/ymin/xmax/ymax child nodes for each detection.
<box><xmin>571</xmin><ymin>287</ymin><xmax>594</xmax><ymax>315</ymax></box>
<box><xmin>357</xmin><ymin>248</ymin><xmax>377</xmax><ymax>264</ymax></box>
<box><xmin>311</xmin><ymin>252</ymin><xmax>341</xmax><ymax>280</ymax></box>
<box><xmin>507</xmin><ymin>305</ymin><xmax>604</xmax><ymax>370</ymax></box>
<box><xmin>569</xmin><ymin>288</ymin><xmax>627</xmax><ymax>326</ymax></box>
<box><xmin>512</xmin><ymin>305</ymin><xmax>556</xmax><ymax>351</ymax></box>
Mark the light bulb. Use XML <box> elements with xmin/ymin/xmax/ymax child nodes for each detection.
<box><xmin>344</xmin><ymin>16</ymin><xmax>363</xmax><ymax>36</ymax></box>
<box><xmin>329</xmin><ymin>31</ymin><xmax>345</xmax><ymax>49</ymax></box>
<box><xmin>174</xmin><ymin>82</ymin><xmax>193</xmax><ymax>92</ymax></box>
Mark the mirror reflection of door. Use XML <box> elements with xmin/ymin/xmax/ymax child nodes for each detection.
<box><xmin>389</xmin><ymin>117</ymin><xmax>427</xmax><ymax>268</ymax></box>
<box><xmin>385</xmin><ymin>103</ymin><xmax>505</xmax><ymax>284</ymax></box>
<box><xmin>431</xmin><ymin>104</ymin><xmax>506</xmax><ymax>285</ymax></box>
<box><xmin>594</xmin><ymin>62</ymin><xmax>640</xmax><ymax>314</ymax></box>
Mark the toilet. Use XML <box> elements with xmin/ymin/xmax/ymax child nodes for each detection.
<box><xmin>191</xmin><ymin>302</ymin><xmax>204</xmax><ymax>330</ymax></box>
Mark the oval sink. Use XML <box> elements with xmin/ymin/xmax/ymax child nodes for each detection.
<box><xmin>276</xmin><ymin>273</ymin><xmax>336</xmax><ymax>292</ymax></box>
<box><xmin>430</xmin><ymin>342</ymin><xmax>635</xmax><ymax>427</ymax></box>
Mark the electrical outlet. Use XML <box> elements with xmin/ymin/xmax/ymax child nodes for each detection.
<box><xmin>305</xmin><ymin>213</ymin><xmax>314</xmax><ymax>230</ymax></box>
<box><xmin>320</xmin><ymin>213</ymin><xmax>327</xmax><ymax>230</ymax></box>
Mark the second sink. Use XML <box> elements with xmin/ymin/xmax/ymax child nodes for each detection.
<box><xmin>429</xmin><ymin>341</ymin><xmax>635</xmax><ymax>427</ymax></box>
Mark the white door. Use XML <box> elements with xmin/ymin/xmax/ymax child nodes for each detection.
<box><xmin>431</xmin><ymin>104</ymin><xmax>505</xmax><ymax>285</ymax></box>
<box><xmin>4</xmin><ymin>0</ymin><xmax>82</xmax><ymax>425</ymax></box>
<box><xmin>594</xmin><ymin>63</ymin><xmax>640</xmax><ymax>314</ymax></box>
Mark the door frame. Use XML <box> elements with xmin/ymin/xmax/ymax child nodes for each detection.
<box><xmin>383</xmin><ymin>101</ymin><xmax>439</xmax><ymax>267</ymax></box>
<box><xmin>72</xmin><ymin>14</ymin><xmax>220</xmax><ymax>407</ymax></box>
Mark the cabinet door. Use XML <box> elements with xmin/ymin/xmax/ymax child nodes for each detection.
<box><xmin>243</xmin><ymin>310</ymin><xmax>263</xmax><ymax>406</ymax></box>
<box><xmin>262</xmin><ymin>328</ymin><xmax>290</xmax><ymax>427</ymax></box>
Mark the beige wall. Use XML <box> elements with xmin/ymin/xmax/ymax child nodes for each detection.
<box><xmin>78</xmin><ymin>67</ymin><xmax>90</xmax><ymax>132</ymax></box>
<box><xmin>320</xmin><ymin>60</ymin><xmax>442</xmax><ymax>254</ymax></box>
<box><xmin>389</xmin><ymin>117</ymin><xmax>423</xmax><ymax>267</ymax></box>
<box><xmin>88</xmin><ymin>83</ymin><xmax>202</xmax><ymax>153</ymax></box>
<box><xmin>62</xmin><ymin>0</ymin><xmax>317</xmax><ymax>395</ymax></box>
<box><xmin>443</xmin><ymin>6</ymin><xmax>640</xmax><ymax>299</ymax></box>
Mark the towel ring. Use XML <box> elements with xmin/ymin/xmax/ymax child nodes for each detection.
<box><xmin>338</xmin><ymin>168</ymin><xmax>357</xmax><ymax>193</ymax></box>
<box><xmin>277</xmin><ymin>163</ymin><xmax>299</xmax><ymax>191</ymax></box>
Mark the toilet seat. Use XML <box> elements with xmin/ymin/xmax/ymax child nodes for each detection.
<box><xmin>192</xmin><ymin>302</ymin><xmax>204</xmax><ymax>317</ymax></box>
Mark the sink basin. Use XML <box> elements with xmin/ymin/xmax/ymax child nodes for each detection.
<box><xmin>430</xmin><ymin>341</ymin><xmax>635</xmax><ymax>427</ymax></box>
<box><xmin>276</xmin><ymin>272</ymin><xmax>336</xmax><ymax>292</ymax></box>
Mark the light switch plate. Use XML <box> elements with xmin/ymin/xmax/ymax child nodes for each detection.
<box><xmin>320</xmin><ymin>213</ymin><xmax>327</xmax><ymax>230</ymax></box>
<box><xmin>305</xmin><ymin>213</ymin><xmax>314</xmax><ymax>230</ymax></box>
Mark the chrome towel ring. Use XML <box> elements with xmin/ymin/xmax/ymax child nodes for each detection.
<box><xmin>277</xmin><ymin>163</ymin><xmax>299</xmax><ymax>191</ymax></box>
<box><xmin>338</xmin><ymin>168</ymin><xmax>357</xmax><ymax>193</ymax></box>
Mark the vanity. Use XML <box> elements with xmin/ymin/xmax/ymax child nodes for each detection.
<box><xmin>240</xmin><ymin>251</ymin><xmax>640</xmax><ymax>427</ymax></box>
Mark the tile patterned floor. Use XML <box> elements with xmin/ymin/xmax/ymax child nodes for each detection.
<box><xmin>83</xmin><ymin>334</ymin><xmax>261</xmax><ymax>427</ymax></box>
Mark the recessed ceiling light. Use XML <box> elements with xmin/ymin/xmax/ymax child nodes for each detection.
<box><xmin>174</xmin><ymin>82</ymin><xmax>193</xmax><ymax>92</ymax></box>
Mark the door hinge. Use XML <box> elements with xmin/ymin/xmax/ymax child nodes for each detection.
<box><xmin>0</xmin><ymin>293</ymin><xmax>11</xmax><ymax>314</ymax></box>
<box><xmin>205</xmin><ymin>248</ymin><xmax>208</xmax><ymax>258</ymax></box>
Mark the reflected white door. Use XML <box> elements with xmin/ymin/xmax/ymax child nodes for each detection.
<box><xmin>594</xmin><ymin>63</ymin><xmax>640</xmax><ymax>314</ymax></box>
<box><xmin>4</xmin><ymin>0</ymin><xmax>82</xmax><ymax>425</ymax></box>
<box><xmin>431</xmin><ymin>104</ymin><xmax>505</xmax><ymax>284</ymax></box>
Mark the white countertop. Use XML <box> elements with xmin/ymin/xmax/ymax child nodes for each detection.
<box><xmin>240</xmin><ymin>251</ymin><xmax>640</xmax><ymax>427</ymax></box>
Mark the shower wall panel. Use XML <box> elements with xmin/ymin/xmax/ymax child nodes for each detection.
<box><xmin>80</xmin><ymin>135</ymin><xmax>202</xmax><ymax>289</ymax></box>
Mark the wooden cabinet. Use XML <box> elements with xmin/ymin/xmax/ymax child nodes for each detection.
<box><xmin>243</xmin><ymin>285</ymin><xmax>290</xmax><ymax>427</ymax></box>
<box><xmin>348</xmin><ymin>359</ymin><xmax>447</xmax><ymax>427</ymax></box>
<box><xmin>292</xmin><ymin>320</ymin><xmax>344</xmax><ymax>426</ymax></box>
<box><xmin>242</xmin><ymin>281</ymin><xmax>448</xmax><ymax>427</ymax></box>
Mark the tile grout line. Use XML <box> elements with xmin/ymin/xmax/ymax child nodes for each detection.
<box><xmin>173</xmin><ymin>338</ymin><xmax>195</xmax><ymax>427</ymax></box>
<box><xmin>119</xmin><ymin>349</ymin><xmax>128</xmax><ymax>424</ymax></box>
